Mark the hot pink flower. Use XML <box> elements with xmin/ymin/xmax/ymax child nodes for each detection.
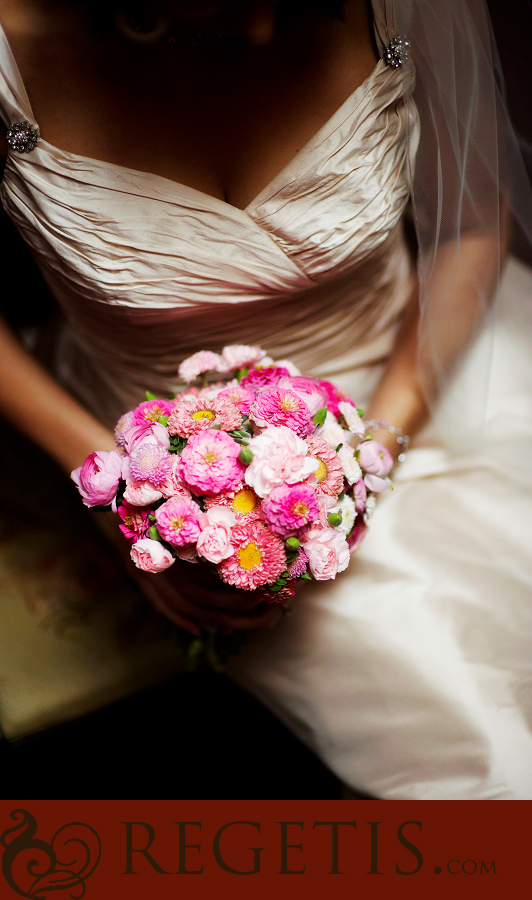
<box><xmin>277</xmin><ymin>375</ymin><xmax>328</xmax><ymax>417</ymax></box>
<box><xmin>179</xmin><ymin>430</ymin><xmax>245</xmax><ymax>494</ymax></box>
<box><xmin>216</xmin><ymin>384</ymin><xmax>255</xmax><ymax>416</ymax></box>
<box><xmin>129</xmin><ymin>441</ymin><xmax>172</xmax><ymax>486</ymax></box>
<box><xmin>302</xmin><ymin>525</ymin><xmax>350</xmax><ymax>580</ymax></box>
<box><xmin>263</xmin><ymin>483</ymin><xmax>319</xmax><ymax>537</ymax></box>
<box><xmin>218</xmin><ymin>522</ymin><xmax>286</xmax><ymax>590</ymax></box>
<box><xmin>216</xmin><ymin>344</ymin><xmax>267</xmax><ymax>372</ymax></box>
<box><xmin>168</xmin><ymin>395</ymin><xmax>241</xmax><ymax>438</ymax></box>
<box><xmin>250</xmin><ymin>388</ymin><xmax>312</xmax><ymax>437</ymax></box>
<box><xmin>205</xmin><ymin>483</ymin><xmax>263</xmax><ymax>523</ymax></box>
<box><xmin>123</xmin><ymin>478</ymin><xmax>162</xmax><ymax>506</ymax></box>
<box><xmin>71</xmin><ymin>449</ymin><xmax>123</xmax><ymax>508</ymax></box>
<box><xmin>130</xmin><ymin>538</ymin><xmax>175</xmax><ymax>573</ymax></box>
<box><xmin>133</xmin><ymin>399</ymin><xmax>174</xmax><ymax>426</ymax></box>
<box><xmin>241</xmin><ymin>366</ymin><xmax>290</xmax><ymax>390</ymax></box>
<box><xmin>118</xmin><ymin>504</ymin><xmax>150</xmax><ymax>543</ymax></box>
<box><xmin>348</xmin><ymin>518</ymin><xmax>368</xmax><ymax>553</ymax></box>
<box><xmin>318</xmin><ymin>379</ymin><xmax>357</xmax><ymax>418</ymax></box>
<box><xmin>178</xmin><ymin>350</ymin><xmax>222</xmax><ymax>383</ymax></box>
<box><xmin>155</xmin><ymin>495</ymin><xmax>202</xmax><ymax>546</ymax></box>
<box><xmin>197</xmin><ymin>506</ymin><xmax>236</xmax><ymax>564</ymax></box>
<box><xmin>306</xmin><ymin>435</ymin><xmax>345</xmax><ymax>496</ymax></box>
<box><xmin>244</xmin><ymin>426</ymin><xmax>319</xmax><ymax>498</ymax></box>
<box><xmin>358</xmin><ymin>441</ymin><xmax>394</xmax><ymax>477</ymax></box>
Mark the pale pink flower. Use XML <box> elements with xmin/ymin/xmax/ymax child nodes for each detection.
<box><xmin>122</xmin><ymin>421</ymin><xmax>170</xmax><ymax>454</ymax></box>
<box><xmin>159</xmin><ymin>455</ymin><xmax>192</xmax><ymax>500</ymax></box>
<box><xmin>129</xmin><ymin>441</ymin><xmax>172</xmax><ymax>486</ymax></box>
<box><xmin>240</xmin><ymin>366</ymin><xmax>290</xmax><ymax>390</ymax></box>
<box><xmin>358</xmin><ymin>441</ymin><xmax>394</xmax><ymax>477</ymax></box>
<box><xmin>133</xmin><ymin>399</ymin><xmax>174</xmax><ymax>426</ymax></box>
<box><xmin>277</xmin><ymin>375</ymin><xmax>328</xmax><ymax>417</ymax></box>
<box><xmin>306</xmin><ymin>435</ymin><xmax>345</xmax><ymax>496</ymax></box>
<box><xmin>263</xmin><ymin>483</ymin><xmax>319</xmax><ymax>538</ymax></box>
<box><xmin>155</xmin><ymin>495</ymin><xmax>202</xmax><ymax>546</ymax></box>
<box><xmin>218</xmin><ymin>522</ymin><xmax>286</xmax><ymax>590</ymax></box>
<box><xmin>205</xmin><ymin>483</ymin><xmax>262</xmax><ymax>523</ymax></box>
<box><xmin>178</xmin><ymin>350</ymin><xmax>222</xmax><ymax>383</ymax></box>
<box><xmin>179</xmin><ymin>430</ymin><xmax>245</xmax><ymax>494</ymax></box>
<box><xmin>316</xmin><ymin>411</ymin><xmax>348</xmax><ymax>449</ymax></box>
<box><xmin>216</xmin><ymin>383</ymin><xmax>255</xmax><ymax>416</ymax></box>
<box><xmin>287</xmin><ymin>548</ymin><xmax>309</xmax><ymax>578</ymax></box>
<box><xmin>364</xmin><ymin>473</ymin><xmax>392</xmax><ymax>493</ymax></box>
<box><xmin>130</xmin><ymin>538</ymin><xmax>175</xmax><ymax>573</ymax></box>
<box><xmin>175</xmin><ymin>543</ymin><xmax>199</xmax><ymax>564</ymax></box>
<box><xmin>338</xmin><ymin>445</ymin><xmax>363</xmax><ymax>485</ymax></box>
<box><xmin>168</xmin><ymin>395</ymin><xmax>241</xmax><ymax>438</ymax></box>
<box><xmin>118</xmin><ymin>504</ymin><xmax>150</xmax><ymax>543</ymax></box>
<box><xmin>114</xmin><ymin>410</ymin><xmax>134</xmax><ymax>448</ymax></box>
<box><xmin>123</xmin><ymin>478</ymin><xmax>163</xmax><ymax>506</ymax></box>
<box><xmin>250</xmin><ymin>388</ymin><xmax>312</xmax><ymax>437</ymax></box>
<box><xmin>71</xmin><ymin>449</ymin><xmax>123</xmax><ymax>508</ymax></box>
<box><xmin>353</xmin><ymin>478</ymin><xmax>367</xmax><ymax>513</ymax></box>
<box><xmin>338</xmin><ymin>401</ymin><xmax>366</xmax><ymax>437</ymax></box>
<box><xmin>217</xmin><ymin>344</ymin><xmax>266</xmax><ymax>372</ymax></box>
<box><xmin>197</xmin><ymin>506</ymin><xmax>236</xmax><ymax>564</ymax></box>
<box><xmin>244</xmin><ymin>426</ymin><xmax>319</xmax><ymax>498</ymax></box>
<box><xmin>318</xmin><ymin>379</ymin><xmax>356</xmax><ymax>417</ymax></box>
<box><xmin>302</xmin><ymin>525</ymin><xmax>350</xmax><ymax>580</ymax></box>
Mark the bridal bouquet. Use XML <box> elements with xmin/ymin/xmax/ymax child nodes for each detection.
<box><xmin>72</xmin><ymin>345</ymin><xmax>393</xmax><ymax>662</ymax></box>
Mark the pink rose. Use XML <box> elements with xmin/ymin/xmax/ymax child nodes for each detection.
<box><xmin>302</xmin><ymin>525</ymin><xmax>350</xmax><ymax>580</ymax></box>
<box><xmin>123</xmin><ymin>478</ymin><xmax>163</xmax><ymax>506</ymax></box>
<box><xmin>357</xmin><ymin>441</ymin><xmax>393</xmax><ymax>477</ymax></box>
<box><xmin>130</xmin><ymin>538</ymin><xmax>175</xmax><ymax>573</ymax></box>
<box><xmin>277</xmin><ymin>375</ymin><xmax>328</xmax><ymax>417</ymax></box>
<box><xmin>363</xmin><ymin>473</ymin><xmax>392</xmax><ymax>493</ymax></box>
<box><xmin>159</xmin><ymin>455</ymin><xmax>191</xmax><ymax>500</ymax></box>
<box><xmin>71</xmin><ymin>449</ymin><xmax>123</xmax><ymax>507</ymax></box>
<box><xmin>122</xmin><ymin>422</ymin><xmax>170</xmax><ymax>454</ymax></box>
<box><xmin>197</xmin><ymin>506</ymin><xmax>236</xmax><ymax>563</ymax></box>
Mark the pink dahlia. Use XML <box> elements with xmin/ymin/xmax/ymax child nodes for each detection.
<box><xmin>168</xmin><ymin>395</ymin><xmax>242</xmax><ymax>438</ymax></box>
<box><xmin>129</xmin><ymin>441</ymin><xmax>172</xmax><ymax>486</ymax></box>
<box><xmin>318</xmin><ymin>379</ymin><xmax>357</xmax><ymax>418</ymax></box>
<box><xmin>250</xmin><ymin>388</ymin><xmax>312</xmax><ymax>437</ymax></box>
<box><xmin>133</xmin><ymin>399</ymin><xmax>174</xmax><ymax>426</ymax></box>
<box><xmin>277</xmin><ymin>375</ymin><xmax>328</xmax><ymax>417</ymax></box>
<box><xmin>179</xmin><ymin>430</ymin><xmax>245</xmax><ymax>495</ymax></box>
<box><xmin>178</xmin><ymin>350</ymin><xmax>222</xmax><ymax>383</ymax></box>
<box><xmin>205</xmin><ymin>482</ymin><xmax>263</xmax><ymax>523</ymax></box>
<box><xmin>218</xmin><ymin>522</ymin><xmax>286</xmax><ymax>590</ymax></box>
<box><xmin>263</xmin><ymin>483</ymin><xmax>319</xmax><ymax>538</ymax></box>
<box><xmin>155</xmin><ymin>495</ymin><xmax>202</xmax><ymax>546</ymax></box>
<box><xmin>216</xmin><ymin>383</ymin><xmax>255</xmax><ymax>416</ymax></box>
<box><xmin>306</xmin><ymin>435</ymin><xmax>345</xmax><ymax>496</ymax></box>
<box><xmin>240</xmin><ymin>366</ymin><xmax>290</xmax><ymax>390</ymax></box>
<box><xmin>118</xmin><ymin>504</ymin><xmax>150</xmax><ymax>543</ymax></box>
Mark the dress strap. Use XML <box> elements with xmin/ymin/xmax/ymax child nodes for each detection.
<box><xmin>0</xmin><ymin>17</ymin><xmax>37</xmax><ymax>128</ymax></box>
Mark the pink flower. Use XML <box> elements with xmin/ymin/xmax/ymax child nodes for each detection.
<box><xmin>306</xmin><ymin>435</ymin><xmax>345</xmax><ymax>496</ymax></box>
<box><xmin>129</xmin><ymin>441</ymin><xmax>172</xmax><ymax>486</ymax></box>
<box><xmin>244</xmin><ymin>426</ymin><xmax>319</xmax><ymax>498</ymax></box>
<box><xmin>250</xmin><ymin>388</ymin><xmax>312</xmax><ymax>437</ymax></box>
<box><xmin>216</xmin><ymin>383</ymin><xmax>255</xmax><ymax>416</ymax></box>
<box><xmin>353</xmin><ymin>478</ymin><xmax>367</xmax><ymax>513</ymax></box>
<box><xmin>348</xmin><ymin>518</ymin><xmax>368</xmax><ymax>553</ymax></box>
<box><xmin>179</xmin><ymin>430</ymin><xmax>245</xmax><ymax>495</ymax></box>
<box><xmin>178</xmin><ymin>350</ymin><xmax>222</xmax><ymax>383</ymax></box>
<box><xmin>118</xmin><ymin>504</ymin><xmax>150</xmax><ymax>543</ymax></box>
<box><xmin>155</xmin><ymin>495</ymin><xmax>202</xmax><ymax>546</ymax></box>
<box><xmin>241</xmin><ymin>366</ymin><xmax>290</xmax><ymax>390</ymax></box>
<box><xmin>338</xmin><ymin>401</ymin><xmax>366</xmax><ymax>437</ymax></box>
<box><xmin>130</xmin><ymin>538</ymin><xmax>175</xmax><ymax>573</ymax></box>
<box><xmin>263</xmin><ymin>483</ymin><xmax>319</xmax><ymax>537</ymax></box>
<box><xmin>218</xmin><ymin>522</ymin><xmax>286</xmax><ymax>590</ymax></box>
<box><xmin>168</xmin><ymin>395</ymin><xmax>241</xmax><ymax>438</ymax></box>
<box><xmin>114</xmin><ymin>410</ymin><xmax>134</xmax><ymax>448</ymax></box>
<box><xmin>358</xmin><ymin>441</ymin><xmax>394</xmax><ymax>477</ymax></box>
<box><xmin>197</xmin><ymin>506</ymin><xmax>236</xmax><ymax>563</ymax></box>
<box><xmin>302</xmin><ymin>525</ymin><xmax>350</xmax><ymax>580</ymax></box>
<box><xmin>364</xmin><ymin>473</ymin><xmax>392</xmax><ymax>493</ymax></box>
<box><xmin>277</xmin><ymin>375</ymin><xmax>328</xmax><ymax>417</ymax></box>
<box><xmin>71</xmin><ymin>449</ymin><xmax>123</xmax><ymax>508</ymax></box>
<box><xmin>121</xmin><ymin>422</ymin><xmax>170</xmax><ymax>454</ymax></box>
<box><xmin>133</xmin><ymin>399</ymin><xmax>174</xmax><ymax>426</ymax></box>
<box><xmin>205</xmin><ymin>483</ymin><xmax>262</xmax><ymax>523</ymax></box>
<box><xmin>123</xmin><ymin>478</ymin><xmax>162</xmax><ymax>506</ymax></box>
<box><xmin>216</xmin><ymin>344</ymin><xmax>266</xmax><ymax>372</ymax></box>
<box><xmin>159</xmin><ymin>455</ymin><xmax>191</xmax><ymax>500</ymax></box>
<box><xmin>318</xmin><ymin>379</ymin><xmax>357</xmax><ymax>418</ymax></box>
<box><xmin>287</xmin><ymin>548</ymin><xmax>309</xmax><ymax>578</ymax></box>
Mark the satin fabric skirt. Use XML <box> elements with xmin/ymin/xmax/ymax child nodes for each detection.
<box><xmin>228</xmin><ymin>256</ymin><xmax>532</xmax><ymax>800</ymax></box>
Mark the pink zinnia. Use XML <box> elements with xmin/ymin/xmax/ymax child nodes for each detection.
<box><xmin>216</xmin><ymin>383</ymin><xmax>255</xmax><ymax>416</ymax></box>
<box><xmin>241</xmin><ymin>366</ymin><xmax>290</xmax><ymax>390</ymax></box>
<box><xmin>277</xmin><ymin>375</ymin><xmax>328</xmax><ymax>417</ymax></box>
<box><xmin>129</xmin><ymin>441</ymin><xmax>172</xmax><ymax>486</ymax></box>
<box><xmin>205</xmin><ymin>482</ymin><xmax>263</xmax><ymax>523</ymax></box>
<box><xmin>218</xmin><ymin>522</ymin><xmax>286</xmax><ymax>590</ymax></box>
<box><xmin>155</xmin><ymin>495</ymin><xmax>202</xmax><ymax>546</ymax></box>
<box><xmin>118</xmin><ymin>504</ymin><xmax>150</xmax><ymax>543</ymax></box>
<box><xmin>318</xmin><ymin>379</ymin><xmax>357</xmax><ymax>418</ymax></box>
<box><xmin>179</xmin><ymin>430</ymin><xmax>245</xmax><ymax>495</ymax></box>
<box><xmin>306</xmin><ymin>435</ymin><xmax>345</xmax><ymax>497</ymax></box>
<box><xmin>133</xmin><ymin>399</ymin><xmax>174</xmax><ymax>426</ymax></box>
<box><xmin>263</xmin><ymin>483</ymin><xmax>319</xmax><ymax>537</ymax></box>
<box><xmin>168</xmin><ymin>395</ymin><xmax>242</xmax><ymax>438</ymax></box>
<box><xmin>250</xmin><ymin>388</ymin><xmax>312</xmax><ymax>437</ymax></box>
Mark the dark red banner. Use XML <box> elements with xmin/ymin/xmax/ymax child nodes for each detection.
<box><xmin>0</xmin><ymin>800</ymin><xmax>528</xmax><ymax>899</ymax></box>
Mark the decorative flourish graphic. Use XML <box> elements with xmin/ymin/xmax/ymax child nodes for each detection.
<box><xmin>1</xmin><ymin>810</ymin><xmax>101</xmax><ymax>899</ymax></box>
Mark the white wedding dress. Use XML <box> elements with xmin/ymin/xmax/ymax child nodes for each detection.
<box><xmin>1</xmin><ymin>0</ymin><xmax>531</xmax><ymax>799</ymax></box>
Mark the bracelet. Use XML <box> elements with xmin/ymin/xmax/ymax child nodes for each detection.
<box><xmin>364</xmin><ymin>419</ymin><xmax>410</xmax><ymax>463</ymax></box>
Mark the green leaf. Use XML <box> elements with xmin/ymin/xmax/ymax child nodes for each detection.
<box><xmin>158</xmin><ymin>414</ymin><xmax>169</xmax><ymax>426</ymax></box>
<box><xmin>357</xmin><ymin>408</ymin><xmax>365</xmax><ymax>417</ymax></box>
<box><xmin>335</xmin><ymin>443</ymin><xmax>343</xmax><ymax>453</ymax></box>
<box><xmin>301</xmin><ymin>572</ymin><xmax>312</xmax><ymax>580</ymax></box>
<box><xmin>148</xmin><ymin>525</ymin><xmax>161</xmax><ymax>541</ymax></box>
<box><xmin>145</xmin><ymin>390</ymin><xmax>157</xmax><ymax>401</ymax></box>
<box><xmin>313</xmin><ymin>407</ymin><xmax>327</xmax><ymax>426</ymax></box>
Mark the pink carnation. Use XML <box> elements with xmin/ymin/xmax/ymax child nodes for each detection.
<box><xmin>178</xmin><ymin>350</ymin><xmax>222</xmax><ymax>383</ymax></box>
<box><xmin>197</xmin><ymin>506</ymin><xmax>236</xmax><ymax>564</ymax></box>
<box><xmin>123</xmin><ymin>478</ymin><xmax>162</xmax><ymax>506</ymax></box>
<box><xmin>318</xmin><ymin>379</ymin><xmax>357</xmax><ymax>418</ymax></box>
<box><xmin>250</xmin><ymin>388</ymin><xmax>312</xmax><ymax>437</ymax></box>
<box><xmin>168</xmin><ymin>395</ymin><xmax>241</xmax><ymax>438</ymax></box>
<box><xmin>263</xmin><ymin>483</ymin><xmax>319</xmax><ymax>537</ymax></box>
<box><xmin>71</xmin><ymin>449</ymin><xmax>123</xmax><ymax>508</ymax></box>
<box><xmin>216</xmin><ymin>344</ymin><xmax>266</xmax><ymax>372</ymax></box>
<box><xmin>205</xmin><ymin>483</ymin><xmax>262</xmax><ymax>523</ymax></box>
<box><xmin>129</xmin><ymin>441</ymin><xmax>172</xmax><ymax>486</ymax></box>
<box><xmin>306</xmin><ymin>435</ymin><xmax>345</xmax><ymax>497</ymax></box>
<box><xmin>245</xmin><ymin>426</ymin><xmax>319</xmax><ymax>498</ymax></box>
<box><xmin>277</xmin><ymin>375</ymin><xmax>328</xmax><ymax>417</ymax></box>
<box><xmin>216</xmin><ymin>383</ymin><xmax>255</xmax><ymax>416</ymax></box>
<box><xmin>155</xmin><ymin>495</ymin><xmax>202</xmax><ymax>546</ymax></box>
<box><xmin>241</xmin><ymin>366</ymin><xmax>290</xmax><ymax>390</ymax></box>
<box><xmin>179</xmin><ymin>430</ymin><xmax>245</xmax><ymax>495</ymax></box>
<box><xmin>302</xmin><ymin>525</ymin><xmax>350</xmax><ymax>580</ymax></box>
<box><xmin>118</xmin><ymin>504</ymin><xmax>150</xmax><ymax>543</ymax></box>
<box><xmin>130</xmin><ymin>538</ymin><xmax>175</xmax><ymax>573</ymax></box>
<box><xmin>159</xmin><ymin>455</ymin><xmax>191</xmax><ymax>500</ymax></box>
<box><xmin>133</xmin><ymin>399</ymin><xmax>174</xmax><ymax>426</ymax></box>
<box><xmin>218</xmin><ymin>522</ymin><xmax>286</xmax><ymax>590</ymax></box>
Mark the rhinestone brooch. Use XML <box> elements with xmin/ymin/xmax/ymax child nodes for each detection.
<box><xmin>384</xmin><ymin>36</ymin><xmax>411</xmax><ymax>69</ymax></box>
<box><xmin>6</xmin><ymin>122</ymin><xmax>39</xmax><ymax>153</ymax></box>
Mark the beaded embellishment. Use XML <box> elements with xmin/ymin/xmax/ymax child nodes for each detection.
<box><xmin>383</xmin><ymin>36</ymin><xmax>411</xmax><ymax>69</ymax></box>
<box><xmin>6</xmin><ymin>122</ymin><xmax>39</xmax><ymax>153</ymax></box>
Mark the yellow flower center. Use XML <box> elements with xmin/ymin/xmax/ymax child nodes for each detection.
<box><xmin>238</xmin><ymin>541</ymin><xmax>262</xmax><ymax>570</ymax></box>
<box><xmin>292</xmin><ymin>500</ymin><xmax>309</xmax><ymax>517</ymax></box>
<box><xmin>280</xmin><ymin>395</ymin><xmax>298</xmax><ymax>410</ymax></box>
<box><xmin>191</xmin><ymin>409</ymin><xmax>216</xmax><ymax>422</ymax></box>
<box><xmin>232</xmin><ymin>489</ymin><xmax>257</xmax><ymax>515</ymax></box>
<box><xmin>314</xmin><ymin>457</ymin><xmax>328</xmax><ymax>483</ymax></box>
<box><xmin>171</xmin><ymin>517</ymin><xmax>184</xmax><ymax>531</ymax></box>
<box><xmin>203</xmin><ymin>451</ymin><xmax>218</xmax><ymax>465</ymax></box>
<box><xmin>145</xmin><ymin>406</ymin><xmax>162</xmax><ymax>422</ymax></box>
<box><xmin>124</xmin><ymin>515</ymin><xmax>132</xmax><ymax>528</ymax></box>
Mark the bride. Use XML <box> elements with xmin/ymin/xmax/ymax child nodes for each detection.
<box><xmin>1</xmin><ymin>0</ymin><xmax>531</xmax><ymax>799</ymax></box>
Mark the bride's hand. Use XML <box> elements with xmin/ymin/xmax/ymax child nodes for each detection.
<box><xmin>92</xmin><ymin>509</ymin><xmax>283</xmax><ymax>636</ymax></box>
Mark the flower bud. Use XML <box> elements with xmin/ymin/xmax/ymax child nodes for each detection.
<box><xmin>285</xmin><ymin>537</ymin><xmax>300</xmax><ymax>551</ymax></box>
<box><xmin>327</xmin><ymin>512</ymin><xmax>343</xmax><ymax>527</ymax></box>
<box><xmin>238</xmin><ymin>446</ymin><xmax>254</xmax><ymax>465</ymax></box>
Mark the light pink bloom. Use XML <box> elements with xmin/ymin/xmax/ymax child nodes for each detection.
<box><xmin>302</xmin><ymin>525</ymin><xmax>350</xmax><ymax>580</ymax></box>
<box><xmin>118</xmin><ymin>504</ymin><xmax>150</xmax><ymax>543</ymax></box>
<box><xmin>168</xmin><ymin>395</ymin><xmax>241</xmax><ymax>438</ymax></box>
<box><xmin>123</xmin><ymin>478</ymin><xmax>163</xmax><ymax>506</ymax></box>
<box><xmin>358</xmin><ymin>441</ymin><xmax>394</xmax><ymax>477</ymax></box>
<box><xmin>155</xmin><ymin>495</ymin><xmax>202</xmax><ymax>546</ymax></box>
<box><xmin>175</xmin><ymin>543</ymin><xmax>199</xmax><ymax>564</ymax></box>
<box><xmin>244</xmin><ymin>426</ymin><xmax>319</xmax><ymax>498</ymax></box>
<box><xmin>263</xmin><ymin>483</ymin><xmax>319</xmax><ymax>538</ymax></box>
<box><xmin>277</xmin><ymin>375</ymin><xmax>328</xmax><ymax>417</ymax></box>
<box><xmin>205</xmin><ymin>483</ymin><xmax>262</xmax><ymax>523</ymax></box>
<box><xmin>353</xmin><ymin>478</ymin><xmax>367</xmax><ymax>513</ymax></box>
<box><xmin>216</xmin><ymin>384</ymin><xmax>255</xmax><ymax>416</ymax></box>
<box><xmin>129</xmin><ymin>441</ymin><xmax>172</xmax><ymax>486</ymax></box>
<box><xmin>240</xmin><ymin>366</ymin><xmax>290</xmax><ymax>390</ymax></box>
<box><xmin>159</xmin><ymin>455</ymin><xmax>192</xmax><ymax>500</ymax></box>
<box><xmin>197</xmin><ymin>506</ymin><xmax>236</xmax><ymax>564</ymax></box>
<box><xmin>250</xmin><ymin>388</ymin><xmax>312</xmax><ymax>437</ymax></box>
<box><xmin>178</xmin><ymin>350</ymin><xmax>222</xmax><ymax>383</ymax></box>
<box><xmin>338</xmin><ymin>445</ymin><xmax>363</xmax><ymax>485</ymax></box>
<box><xmin>364</xmin><ymin>473</ymin><xmax>392</xmax><ymax>493</ymax></box>
<box><xmin>130</xmin><ymin>538</ymin><xmax>175</xmax><ymax>573</ymax></box>
<box><xmin>122</xmin><ymin>422</ymin><xmax>170</xmax><ymax>454</ymax></box>
<box><xmin>114</xmin><ymin>410</ymin><xmax>134</xmax><ymax>448</ymax></box>
<box><xmin>316</xmin><ymin>411</ymin><xmax>348</xmax><ymax>449</ymax></box>
<box><xmin>306</xmin><ymin>435</ymin><xmax>345</xmax><ymax>496</ymax></box>
<box><xmin>133</xmin><ymin>399</ymin><xmax>174</xmax><ymax>426</ymax></box>
<box><xmin>338</xmin><ymin>401</ymin><xmax>366</xmax><ymax>437</ymax></box>
<box><xmin>317</xmin><ymin>379</ymin><xmax>356</xmax><ymax>417</ymax></box>
<box><xmin>71</xmin><ymin>449</ymin><xmax>123</xmax><ymax>508</ymax></box>
<box><xmin>218</xmin><ymin>522</ymin><xmax>286</xmax><ymax>590</ymax></box>
<box><xmin>217</xmin><ymin>344</ymin><xmax>266</xmax><ymax>372</ymax></box>
<box><xmin>179</xmin><ymin>430</ymin><xmax>245</xmax><ymax>494</ymax></box>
